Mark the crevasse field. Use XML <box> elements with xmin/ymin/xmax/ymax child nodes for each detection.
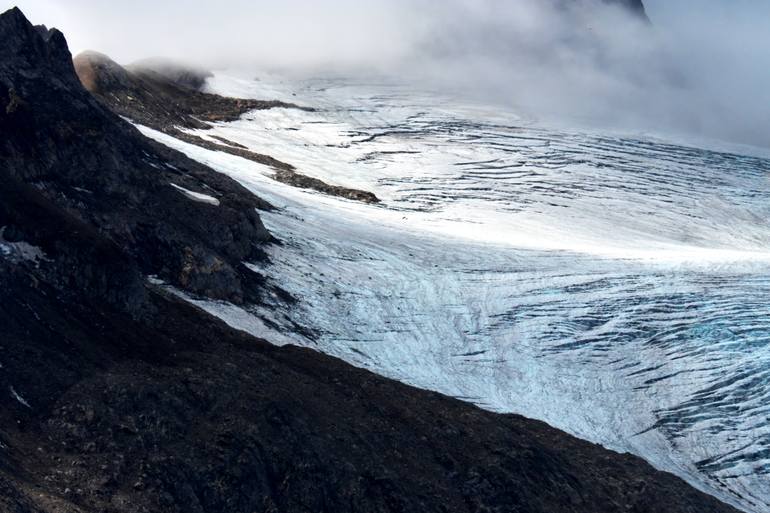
<box><xmin>138</xmin><ymin>74</ymin><xmax>770</xmax><ymax>513</ymax></box>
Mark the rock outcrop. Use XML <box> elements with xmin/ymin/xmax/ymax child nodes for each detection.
<box><xmin>560</xmin><ymin>0</ymin><xmax>649</xmax><ymax>21</ymax></box>
<box><xmin>127</xmin><ymin>56</ymin><xmax>214</xmax><ymax>91</ymax></box>
<box><xmin>607</xmin><ymin>0</ymin><xmax>648</xmax><ymax>18</ymax></box>
<box><xmin>0</xmin><ymin>6</ymin><xmax>740</xmax><ymax>513</ymax></box>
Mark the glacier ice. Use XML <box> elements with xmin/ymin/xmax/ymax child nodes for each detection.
<box><xmin>139</xmin><ymin>74</ymin><xmax>770</xmax><ymax>513</ymax></box>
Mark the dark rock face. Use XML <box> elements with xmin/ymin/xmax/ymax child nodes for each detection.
<box><xmin>601</xmin><ymin>0</ymin><xmax>650</xmax><ymax>21</ymax></box>
<box><xmin>74</xmin><ymin>51</ymin><xmax>381</xmax><ymax>204</ymax></box>
<box><xmin>606</xmin><ymin>0</ymin><xmax>648</xmax><ymax>17</ymax></box>
<box><xmin>1</xmin><ymin>7</ymin><xmax>272</xmax><ymax>304</ymax></box>
<box><xmin>0</xmin><ymin>6</ymin><xmax>739</xmax><ymax>513</ymax></box>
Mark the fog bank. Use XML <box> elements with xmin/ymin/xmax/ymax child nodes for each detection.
<box><xmin>5</xmin><ymin>0</ymin><xmax>770</xmax><ymax>147</ymax></box>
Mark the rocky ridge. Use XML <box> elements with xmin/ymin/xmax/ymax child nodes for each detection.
<box><xmin>0</xmin><ymin>9</ymin><xmax>278</xmax><ymax>305</ymax></box>
<box><xmin>73</xmin><ymin>51</ymin><xmax>381</xmax><ymax>204</ymax></box>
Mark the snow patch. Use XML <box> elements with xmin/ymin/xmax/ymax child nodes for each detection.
<box><xmin>9</xmin><ymin>386</ymin><xmax>31</xmax><ymax>408</ymax></box>
<box><xmin>169</xmin><ymin>183</ymin><xmax>220</xmax><ymax>206</ymax></box>
<box><xmin>164</xmin><ymin>286</ymin><xmax>297</xmax><ymax>346</ymax></box>
<box><xmin>0</xmin><ymin>227</ymin><xmax>46</xmax><ymax>264</ymax></box>
<box><xmin>146</xmin><ymin>275</ymin><xmax>165</xmax><ymax>285</ymax></box>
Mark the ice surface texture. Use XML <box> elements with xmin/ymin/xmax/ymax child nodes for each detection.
<box><xmin>142</xmin><ymin>75</ymin><xmax>770</xmax><ymax>513</ymax></box>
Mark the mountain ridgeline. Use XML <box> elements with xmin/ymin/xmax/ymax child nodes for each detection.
<box><xmin>0</xmin><ymin>5</ymin><xmax>741</xmax><ymax>513</ymax></box>
<box><xmin>72</xmin><ymin>51</ymin><xmax>381</xmax><ymax>204</ymax></box>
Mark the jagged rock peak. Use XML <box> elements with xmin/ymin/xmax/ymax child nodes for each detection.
<box><xmin>604</xmin><ymin>0</ymin><xmax>648</xmax><ymax>19</ymax></box>
<box><xmin>2</xmin><ymin>7</ymin><xmax>272</xmax><ymax>304</ymax></box>
<box><xmin>0</xmin><ymin>7</ymin><xmax>73</xmax><ymax>79</ymax></box>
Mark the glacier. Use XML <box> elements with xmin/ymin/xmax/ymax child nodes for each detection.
<box><xmin>137</xmin><ymin>74</ymin><xmax>770</xmax><ymax>513</ymax></box>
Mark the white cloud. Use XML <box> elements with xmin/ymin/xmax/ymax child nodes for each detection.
<box><xmin>3</xmin><ymin>0</ymin><xmax>769</xmax><ymax>147</ymax></box>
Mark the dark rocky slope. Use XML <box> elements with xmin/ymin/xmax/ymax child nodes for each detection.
<box><xmin>73</xmin><ymin>51</ymin><xmax>380</xmax><ymax>204</ymax></box>
<box><xmin>0</xmin><ymin>6</ymin><xmax>739</xmax><ymax>513</ymax></box>
<box><xmin>0</xmin><ymin>7</ymin><xmax>276</xmax><ymax>304</ymax></box>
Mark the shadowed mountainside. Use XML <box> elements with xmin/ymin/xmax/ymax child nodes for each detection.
<box><xmin>0</xmin><ymin>8</ymin><xmax>277</xmax><ymax>305</ymax></box>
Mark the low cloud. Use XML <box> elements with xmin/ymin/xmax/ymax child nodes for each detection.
<box><xmin>5</xmin><ymin>0</ymin><xmax>770</xmax><ymax>148</ymax></box>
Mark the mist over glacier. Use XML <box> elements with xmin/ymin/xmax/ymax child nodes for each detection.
<box><xmin>6</xmin><ymin>0</ymin><xmax>770</xmax><ymax>147</ymax></box>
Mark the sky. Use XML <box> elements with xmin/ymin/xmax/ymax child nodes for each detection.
<box><xmin>3</xmin><ymin>0</ymin><xmax>770</xmax><ymax>149</ymax></box>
